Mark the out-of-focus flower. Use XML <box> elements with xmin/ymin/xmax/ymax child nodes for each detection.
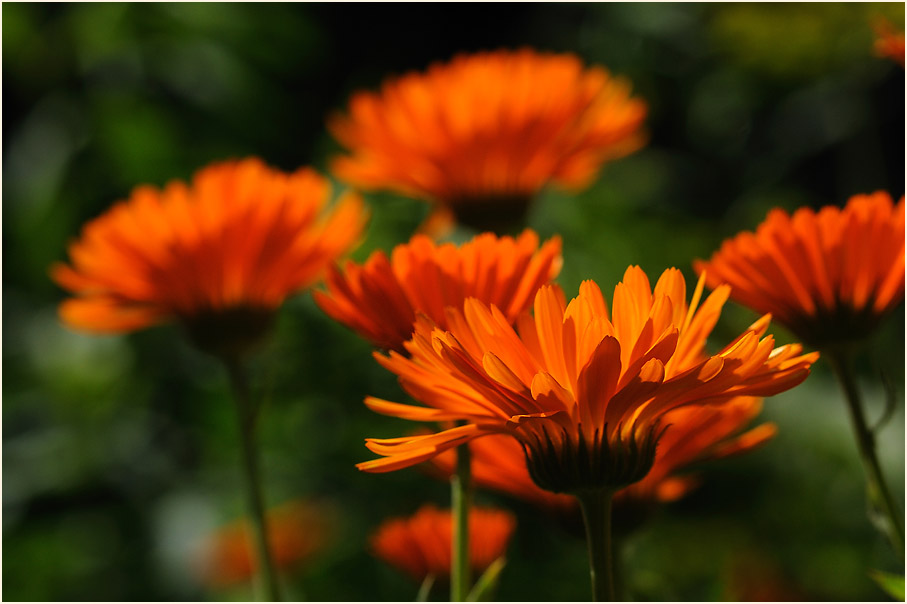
<box><xmin>314</xmin><ymin>230</ymin><xmax>561</xmax><ymax>352</ymax></box>
<box><xmin>874</xmin><ymin>17</ymin><xmax>905</xmax><ymax>67</ymax></box>
<box><xmin>358</xmin><ymin>267</ymin><xmax>816</xmax><ymax>496</ymax></box>
<box><xmin>619</xmin><ymin>396</ymin><xmax>776</xmax><ymax>502</ymax></box>
<box><xmin>51</xmin><ymin>158</ymin><xmax>367</xmax><ymax>358</ymax></box>
<box><xmin>429</xmin><ymin>396</ymin><xmax>775</xmax><ymax>510</ymax></box>
<box><xmin>196</xmin><ymin>500</ymin><xmax>331</xmax><ymax>589</ymax></box>
<box><xmin>694</xmin><ymin>192</ymin><xmax>905</xmax><ymax>350</ymax></box>
<box><xmin>371</xmin><ymin>504</ymin><xmax>515</xmax><ymax>582</ymax></box>
<box><xmin>329</xmin><ymin>48</ymin><xmax>646</xmax><ymax>232</ymax></box>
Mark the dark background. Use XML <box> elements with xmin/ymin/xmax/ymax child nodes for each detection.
<box><xmin>3</xmin><ymin>3</ymin><xmax>905</xmax><ymax>601</ymax></box>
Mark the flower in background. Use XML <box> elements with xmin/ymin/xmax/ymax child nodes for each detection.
<box><xmin>329</xmin><ymin>48</ymin><xmax>647</xmax><ymax>233</ymax></box>
<box><xmin>51</xmin><ymin>157</ymin><xmax>367</xmax><ymax>359</ymax></box>
<box><xmin>314</xmin><ymin>230</ymin><xmax>562</xmax><ymax>352</ymax></box>
<box><xmin>371</xmin><ymin>504</ymin><xmax>515</xmax><ymax>583</ymax></box>
<box><xmin>358</xmin><ymin>267</ymin><xmax>816</xmax><ymax>494</ymax></box>
<box><xmin>694</xmin><ymin>192</ymin><xmax>905</xmax><ymax>350</ymax></box>
<box><xmin>873</xmin><ymin>17</ymin><xmax>905</xmax><ymax>67</ymax></box>
<box><xmin>428</xmin><ymin>396</ymin><xmax>775</xmax><ymax>512</ymax></box>
<box><xmin>196</xmin><ymin>500</ymin><xmax>331</xmax><ymax>589</ymax></box>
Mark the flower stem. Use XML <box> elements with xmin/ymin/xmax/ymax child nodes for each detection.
<box><xmin>224</xmin><ymin>356</ymin><xmax>283</xmax><ymax>601</ymax></box>
<box><xmin>577</xmin><ymin>489</ymin><xmax>616</xmax><ymax>602</ymax></box>
<box><xmin>827</xmin><ymin>350</ymin><xmax>904</xmax><ymax>559</ymax></box>
<box><xmin>451</xmin><ymin>440</ymin><xmax>472</xmax><ymax>601</ymax></box>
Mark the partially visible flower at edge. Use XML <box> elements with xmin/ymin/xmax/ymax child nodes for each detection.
<box><xmin>50</xmin><ymin>157</ymin><xmax>368</xmax><ymax>359</ymax></box>
<box><xmin>694</xmin><ymin>191</ymin><xmax>905</xmax><ymax>351</ymax></box>
<box><xmin>428</xmin><ymin>395</ymin><xmax>776</xmax><ymax>512</ymax></box>
<box><xmin>195</xmin><ymin>500</ymin><xmax>332</xmax><ymax>589</ymax></box>
<box><xmin>314</xmin><ymin>229</ymin><xmax>562</xmax><ymax>353</ymax></box>
<box><xmin>358</xmin><ymin>266</ymin><xmax>817</xmax><ymax>497</ymax></box>
<box><xmin>329</xmin><ymin>48</ymin><xmax>647</xmax><ymax>233</ymax></box>
<box><xmin>371</xmin><ymin>504</ymin><xmax>516</xmax><ymax>583</ymax></box>
<box><xmin>873</xmin><ymin>16</ymin><xmax>906</xmax><ymax>67</ymax></box>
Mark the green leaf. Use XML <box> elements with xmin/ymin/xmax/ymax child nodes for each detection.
<box><xmin>870</xmin><ymin>570</ymin><xmax>905</xmax><ymax>601</ymax></box>
<box><xmin>467</xmin><ymin>557</ymin><xmax>507</xmax><ymax>602</ymax></box>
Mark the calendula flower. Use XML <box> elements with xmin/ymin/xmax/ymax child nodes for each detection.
<box><xmin>429</xmin><ymin>396</ymin><xmax>775</xmax><ymax>511</ymax></box>
<box><xmin>329</xmin><ymin>48</ymin><xmax>647</xmax><ymax>232</ymax></box>
<box><xmin>371</xmin><ymin>504</ymin><xmax>515</xmax><ymax>583</ymax></box>
<box><xmin>873</xmin><ymin>17</ymin><xmax>905</xmax><ymax>67</ymax></box>
<box><xmin>694</xmin><ymin>192</ymin><xmax>905</xmax><ymax>350</ymax></box>
<box><xmin>359</xmin><ymin>266</ymin><xmax>816</xmax><ymax>494</ymax></box>
<box><xmin>50</xmin><ymin>157</ymin><xmax>367</xmax><ymax>358</ymax></box>
<box><xmin>314</xmin><ymin>230</ymin><xmax>562</xmax><ymax>352</ymax></box>
<box><xmin>196</xmin><ymin>500</ymin><xmax>331</xmax><ymax>589</ymax></box>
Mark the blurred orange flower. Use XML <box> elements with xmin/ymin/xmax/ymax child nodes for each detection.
<box><xmin>329</xmin><ymin>48</ymin><xmax>647</xmax><ymax>231</ymax></box>
<box><xmin>429</xmin><ymin>396</ymin><xmax>775</xmax><ymax>510</ymax></box>
<box><xmin>314</xmin><ymin>229</ymin><xmax>561</xmax><ymax>352</ymax></box>
<box><xmin>51</xmin><ymin>158</ymin><xmax>367</xmax><ymax>356</ymax></box>
<box><xmin>874</xmin><ymin>17</ymin><xmax>905</xmax><ymax>67</ymax></box>
<box><xmin>196</xmin><ymin>500</ymin><xmax>331</xmax><ymax>589</ymax></box>
<box><xmin>371</xmin><ymin>504</ymin><xmax>515</xmax><ymax>582</ymax></box>
<box><xmin>358</xmin><ymin>267</ymin><xmax>816</xmax><ymax>495</ymax></box>
<box><xmin>694</xmin><ymin>192</ymin><xmax>905</xmax><ymax>349</ymax></box>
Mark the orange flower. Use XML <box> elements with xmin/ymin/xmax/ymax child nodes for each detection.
<box><xmin>51</xmin><ymin>158</ymin><xmax>367</xmax><ymax>357</ymax></box>
<box><xmin>694</xmin><ymin>192</ymin><xmax>905</xmax><ymax>349</ymax></box>
<box><xmin>874</xmin><ymin>17</ymin><xmax>905</xmax><ymax>67</ymax></box>
<box><xmin>358</xmin><ymin>267</ymin><xmax>817</xmax><ymax>495</ymax></box>
<box><xmin>429</xmin><ymin>396</ymin><xmax>775</xmax><ymax>509</ymax></box>
<box><xmin>315</xmin><ymin>229</ymin><xmax>561</xmax><ymax>352</ymax></box>
<box><xmin>371</xmin><ymin>504</ymin><xmax>515</xmax><ymax>582</ymax></box>
<box><xmin>329</xmin><ymin>48</ymin><xmax>647</xmax><ymax>231</ymax></box>
<box><xmin>619</xmin><ymin>396</ymin><xmax>776</xmax><ymax>502</ymax></box>
<box><xmin>196</xmin><ymin>500</ymin><xmax>331</xmax><ymax>589</ymax></box>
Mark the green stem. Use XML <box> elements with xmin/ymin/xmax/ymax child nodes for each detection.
<box><xmin>225</xmin><ymin>356</ymin><xmax>283</xmax><ymax>601</ymax></box>
<box><xmin>577</xmin><ymin>490</ymin><xmax>616</xmax><ymax>602</ymax></box>
<box><xmin>827</xmin><ymin>351</ymin><xmax>904</xmax><ymax>559</ymax></box>
<box><xmin>416</xmin><ymin>574</ymin><xmax>435</xmax><ymax>602</ymax></box>
<box><xmin>451</xmin><ymin>441</ymin><xmax>472</xmax><ymax>602</ymax></box>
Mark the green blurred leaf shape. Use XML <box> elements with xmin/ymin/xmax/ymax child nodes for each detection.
<box><xmin>870</xmin><ymin>570</ymin><xmax>905</xmax><ymax>601</ymax></box>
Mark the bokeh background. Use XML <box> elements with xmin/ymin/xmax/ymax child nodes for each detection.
<box><xmin>3</xmin><ymin>3</ymin><xmax>905</xmax><ymax>601</ymax></box>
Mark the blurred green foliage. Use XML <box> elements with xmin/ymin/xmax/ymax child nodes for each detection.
<box><xmin>3</xmin><ymin>3</ymin><xmax>904</xmax><ymax>601</ymax></box>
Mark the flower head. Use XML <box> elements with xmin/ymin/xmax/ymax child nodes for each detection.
<box><xmin>195</xmin><ymin>500</ymin><xmax>331</xmax><ymax>589</ymax></box>
<box><xmin>51</xmin><ymin>158</ymin><xmax>367</xmax><ymax>357</ymax></box>
<box><xmin>694</xmin><ymin>192</ymin><xmax>905</xmax><ymax>350</ymax></box>
<box><xmin>429</xmin><ymin>395</ymin><xmax>775</xmax><ymax>509</ymax></box>
<box><xmin>314</xmin><ymin>230</ymin><xmax>562</xmax><ymax>352</ymax></box>
<box><xmin>370</xmin><ymin>504</ymin><xmax>515</xmax><ymax>582</ymax></box>
<box><xmin>329</xmin><ymin>48</ymin><xmax>647</xmax><ymax>231</ymax></box>
<box><xmin>358</xmin><ymin>267</ymin><xmax>816</xmax><ymax>494</ymax></box>
<box><xmin>874</xmin><ymin>17</ymin><xmax>905</xmax><ymax>67</ymax></box>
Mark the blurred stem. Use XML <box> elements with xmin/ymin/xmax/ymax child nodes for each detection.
<box><xmin>577</xmin><ymin>489</ymin><xmax>616</xmax><ymax>602</ymax></box>
<box><xmin>451</xmin><ymin>438</ymin><xmax>472</xmax><ymax>601</ymax></box>
<box><xmin>827</xmin><ymin>350</ymin><xmax>904</xmax><ymax>559</ymax></box>
<box><xmin>416</xmin><ymin>574</ymin><xmax>435</xmax><ymax>602</ymax></box>
<box><xmin>225</xmin><ymin>356</ymin><xmax>283</xmax><ymax>602</ymax></box>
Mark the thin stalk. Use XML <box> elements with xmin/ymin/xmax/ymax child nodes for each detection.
<box><xmin>225</xmin><ymin>356</ymin><xmax>283</xmax><ymax>601</ymax></box>
<box><xmin>577</xmin><ymin>490</ymin><xmax>616</xmax><ymax>602</ymax></box>
<box><xmin>827</xmin><ymin>350</ymin><xmax>904</xmax><ymax>558</ymax></box>
<box><xmin>416</xmin><ymin>574</ymin><xmax>435</xmax><ymax>602</ymax></box>
<box><xmin>451</xmin><ymin>440</ymin><xmax>472</xmax><ymax>601</ymax></box>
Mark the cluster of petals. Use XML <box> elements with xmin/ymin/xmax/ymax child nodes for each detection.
<box><xmin>695</xmin><ymin>192</ymin><xmax>905</xmax><ymax>347</ymax></box>
<box><xmin>51</xmin><ymin>158</ymin><xmax>367</xmax><ymax>333</ymax></box>
<box><xmin>315</xmin><ymin>230</ymin><xmax>562</xmax><ymax>352</ymax></box>
<box><xmin>370</xmin><ymin>504</ymin><xmax>515</xmax><ymax>582</ymax></box>
<box><xmin>359</xmin><ymin>266</ymin><xmax>817</xmax><ymax>493</ymax></box>
<box><xmin>195</xmin><ymin>500</ymin><xmax>330</xmax><ymax>588</ymax></box>
<box><xmin>874</xmin><ymin>18</ymin><xmax>906</xmax><ymax>67</ymax></box>
<box><xmin>429</xmin><ymin>395</ymin><xmax>776</xmax><ymax>510</ymax></box>
<box><xmin>329</xmin><ymin>48</ymin><xmax>647</xmax><ymax>208</ymax></box>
